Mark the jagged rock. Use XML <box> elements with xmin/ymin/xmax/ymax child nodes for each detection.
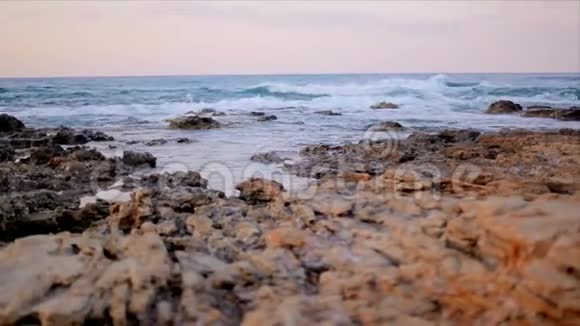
<box><xmin>0</xmin><ymin>114</ymin><xmax>25</xmax><ymax>133</ymax></box>
<box><xmin>257</xmin><ymin>115</ymin><xmax>277</xmax><ymax>122</ymax></box>
<box><xmin>236</xmin><ymin>178</ymin><xmax>284</xmax><ymax>203</ymax></box>
<box><xmin>122</xmin><ymin>151</ymin><xmax>156</xmax><ymax>168</ymax></box>
<box><xmin>27</xmin><ymin>144</ymin><xmax>65</xmax><ymax>165</ymax></box>
<box><xmin>370</xmin><ymin>101</ymin><xmax>399</xmax><ymax>109</ymax></box>
<box><xmin>0</xmin><ymin>128</ymin><xmax>579</xmax><ymax>325</ymax></box>
<box><xmin>167</xmin><ymin>116</ymin><xmax>221</xmax><ymax>129</ymax></box>
<box><xmin>486</xmin><ymin>100</ymin><xmax>523</xmax><ymax>114</ymax></box>
<box><xmin>109</xmin><ymin>189</ymin><xmax>153</xmax><ymax>232</ymax></box>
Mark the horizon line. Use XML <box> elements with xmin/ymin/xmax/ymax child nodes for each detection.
<box><xmin>1</xmin><ymin>71</ymin><xmax>580</xmax><ymax>80</ymax></box>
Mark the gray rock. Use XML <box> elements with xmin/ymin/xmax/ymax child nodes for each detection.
<box><xmin>122</xmin><ymin>151</ymin><xmax>157</xmax><ymax>168</ymax></box>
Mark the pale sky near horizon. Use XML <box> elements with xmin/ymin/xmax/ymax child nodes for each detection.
<box><xmin>1</xmin><ymin>1</ymin><xmax>579</xmax><ymax>77</ymax></box>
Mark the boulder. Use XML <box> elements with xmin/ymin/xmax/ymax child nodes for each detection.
<box><xmin>370</xmin><ymin>101</ymin><xmax>399</xmax><ymax>109</ymax></box>
<box><xmin>235</xmin><ymin>178</ymin><xmax>284</xmax><ymax>203</ymax></box>
<box><xmin>122</xmin><ymin>150</ymin><xmax>157</xmax><ymax>168</ymax></box>
<box><xmin>0</xmin><ymin>114</ymin><xmax>25</xmax><ymax>133</ymax></box>
<box><xmin>167</xmin><ymin>116</ymin><xmax>221</xmax><ymax>129</ymax></box>
<box><xmin>257</xmin><ymin>115</ymin><xmax>278</xmax><ymax>122</ymax></box>
<box><xmin>486</xmin><ymin>100</ymin><xmax>523</xmax><ymax>114</ymax></box>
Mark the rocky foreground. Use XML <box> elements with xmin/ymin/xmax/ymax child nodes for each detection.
<box><xmin>1</xmin><ymin>112</ymin><xmax>580</xmax><ymax>325</ymax></box>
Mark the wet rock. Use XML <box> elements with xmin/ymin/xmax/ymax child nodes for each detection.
<box><xmin>176</xmin><ymin>137</ymin><xmax>193</xmax><ymax>144</ymax></box>
<box><xmin>0</xmin><ymin>114</ymin><xmax>25</xmax><ymax>133</ymax></box>
<box><xmin>486</xmin><ymin>100</ymin><xmax>523</xmax><ymax>114</ymax></box>
<box><xmin>250</xmin><ymin>111</ymin><xmax>265</xmax><ymax>116</ymax></box>
<box><xmin>122</xmin><ymin>150</ymin><xmax>157</xmax><ymax>168</ymax></box>
<box><xmin>523</xmin><ymin>106</ymin><xmax>580</xmax><ymax>121</ymax></box>
<box><xmin>52</xmin><ymin>127</ymin><xmax>114</xmax><ymax>145</ymax></box>
<box><xmin>0</xmin><ymin>145</ymin><xmax>15</xmax><ymax>162</ymax></box>
<box><xmin>167</xmin><ymin>115</ymin><xmax>221</xmax><ymax>129</ymax></box>
<box><xmin>250</xmin><ymin>151</ymin><xmax>285</xmax><ymax>164</ymax></box>
<box><xmin>257</xmin><ymin>115</ymin><xmax>277</xmax><ymax>122</ymax></box>
<box><xmin>144</xmin><ymin>138</ymin><xmax>168</xmax><ymax>146</ymax></box>
<box><xmin>315</xmin><ymin>110</ymin><xmax>342</xmax><ymax>116</ymax></box>
<box><xmin>236</xmin><ymin>178</ymin><xmax>284</xmax><ymax>203</ymax></box>
<box><xmin>370</xmin><ymin>101</ymin><xmax>399</xmax><ymax>109</ymax></box>
<box><xmin>66</xmin><ymin>147</ymin><xmax>106</xmax><ymax>162</ymax></box>
<box><xmin>368</xmin><ymin>121</ymin><xmax>404</xmax><ymax>131</ymax></box>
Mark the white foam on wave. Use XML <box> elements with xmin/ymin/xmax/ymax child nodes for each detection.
<box><xmin>248</xmin><ymin>74</ymin><xmax>451</xmax><ymax>97</ymax></box>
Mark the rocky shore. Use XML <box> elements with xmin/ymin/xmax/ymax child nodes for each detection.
<box><xmin>0</xmin><ymin>111</ymin><xmax>580</xmax><ymax>325</ymax></box>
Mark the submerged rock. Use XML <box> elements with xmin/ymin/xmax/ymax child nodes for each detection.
<box><xmin>122</xmin><ymin>151</ymin><xmax>157</xmax><ymax>168</ymax></box>
<box><xmin>250</xmin><ymin>151</ymin><xmax>285</xmax><ymax>164</ymax></box>
<box><xmin>368</xmin><ymin>121</ymin><xmax>404</xmax><ymax>131</ymax></box>
<box><xmin>257</xmin><ymin>115</ymin><xmax>278</xmax><ymax>122</ymax></box>
<box><xmin>144</xmin><ymin>138</ymin><xmax>168</xmax><ymax>146</ymax></box>
<box><xmin>167</xmin><ymin>115</ymin><xmax>221</xmax><ymax>129</ymax></box>
<box><xmin>249</xmin><ymin>111</ymin><xmax>266</xmax><ymax>116</ymax></box>
<box><xmin>315</xmin><ymin>110</ymin><xmax>342</xmax><ymax>116</ymax></box>
<box><xmin>176</xmin><ymin>137</ymin><xmax>193</xmax><ymax>144</ymax></box>
<box><xmin>370</xmin><ymin>101</ymin><xmax>399</xmax><ymax>109</ymax></box>
<box><xmin>0</xmin><ymin>114</ymin><xmax>25</xmax><ymax>133</ymax></box>
<box><xmin>486</xmin><ymin>100</ymin><xmax>523</xmax><ymax>114</ymax></box>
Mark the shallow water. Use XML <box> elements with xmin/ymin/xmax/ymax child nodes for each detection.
<box><xmin>2</xmin><ymin>73</ymin><xmax>579</xmax><ymax>194</ymax></box>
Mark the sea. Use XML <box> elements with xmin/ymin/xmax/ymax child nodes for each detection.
<box><xmin>1</xmin><ymin>73</ymin><xmax>579</xmax><ymax>194</ymax></box>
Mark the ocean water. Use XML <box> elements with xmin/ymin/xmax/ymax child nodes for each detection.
<box><xmin>1</xmin><ymin>73</ymin><xmax>579</xmax><ymax>193</ymax></box>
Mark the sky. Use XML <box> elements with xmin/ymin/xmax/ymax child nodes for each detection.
<box><xmin>0</xmin><ymin>1</ymin><xmax>579</xmax><ymax>77</ymax></box>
